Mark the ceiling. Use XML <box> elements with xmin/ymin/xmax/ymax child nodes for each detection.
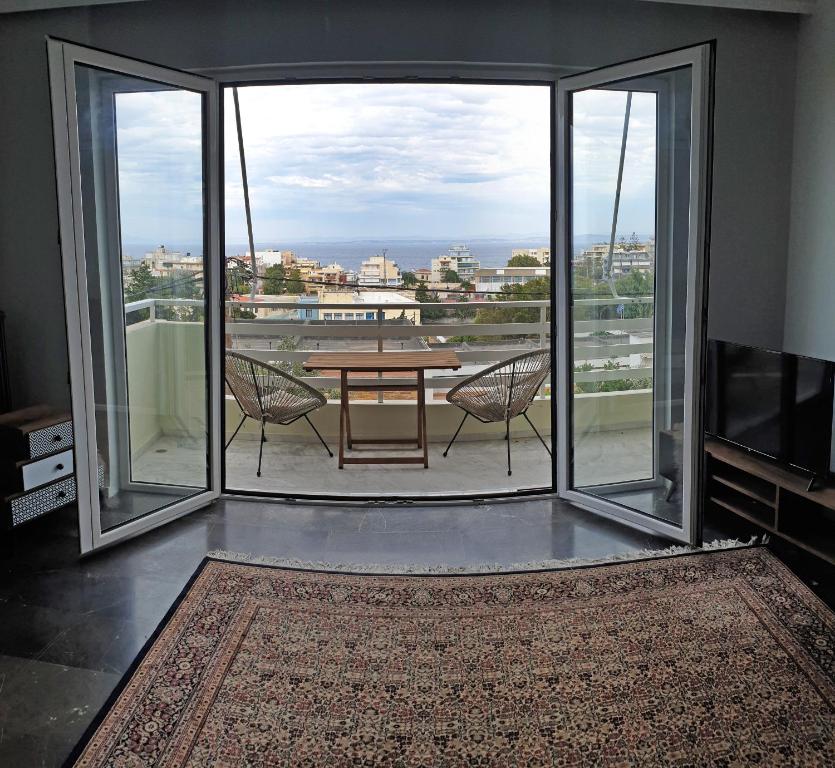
<box><xmin>639</xmin><ymin>0</ymin><xmax>816</xmax><ymax>13</ymax></box>
<box><xmin>0</xmin><ymin>0</ymin><xmax>817</xmax><ymax>13</ymax></box>
<box><xmin>0</xmin><ymin>0</ymin><xmax>145</xmax><ymax>13</ymax></box>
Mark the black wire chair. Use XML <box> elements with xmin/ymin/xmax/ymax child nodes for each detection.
<box><xmin>225</xmin><ymin>351</ymin><xmax>332</xmax><ymax>477</ymax></box>
<box><xmin>443</xmin><ymin>350</ymin><xmax>551</xmax><ymax>476</ymax></box>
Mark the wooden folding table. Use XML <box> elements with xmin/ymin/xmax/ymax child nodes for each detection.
<box><xmin>302</xmin><ymin>351</ymin><xmax>461</xmax><ymax>469</ymax></box>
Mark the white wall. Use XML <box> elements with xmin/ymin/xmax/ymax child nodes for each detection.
<box><xmin>0</xmin><ymin>0</ymin><xmax>801</xmax><ymax>410</ymax></box>
<box><xmin>782</xmin><ymin>0</ymin><xmax>835</xmax><ymax>359</ymax></box>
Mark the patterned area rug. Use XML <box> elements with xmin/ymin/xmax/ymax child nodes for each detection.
<box><xmin>70</xmin><ymin>549</ymin><xmax>835</xmax><ymax>767</ymax></box>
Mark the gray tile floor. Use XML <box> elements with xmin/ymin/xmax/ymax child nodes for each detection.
<box><xmin>0</xmin><ymin>493</ymin><xmax>786</xmax><ymax>767</ymax></box>
<box><xmin>133</xmin><ymin>428</ymin><xmax>653</xmax><ymax>499</ymax></box>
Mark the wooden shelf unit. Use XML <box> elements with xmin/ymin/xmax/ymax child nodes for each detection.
<box><xmin>705</xmin><ymin>437</ymin><xmax>835</xmax><ymax>565</ymax></box>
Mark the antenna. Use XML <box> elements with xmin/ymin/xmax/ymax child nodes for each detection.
<box><xmin>233</xmin><ymin>87</ymin><xmax>258</xmax><ymax>300</ymax></box>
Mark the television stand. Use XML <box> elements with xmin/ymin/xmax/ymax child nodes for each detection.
<box><xmin>705</xmin><ymin>437</ymin><xmax>835</xmax><ymax>566</ymax></box>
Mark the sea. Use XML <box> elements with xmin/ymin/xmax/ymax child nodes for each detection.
<box><xmin>122</xmin><ymin>234</ymin><xmax>635</xmax><ymax>272</ymax></box>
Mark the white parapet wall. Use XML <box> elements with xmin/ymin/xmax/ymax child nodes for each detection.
<box><xmin>125</xmin><ymin>316</ymin><xmax>654</xmax><ymax>454</ymax></box>
<box><xmin>126</xmin><ymin>320</ymin><xmax>207</xmax><ymax>460</ymax></box>
<box><xmin>224</xmin><ymin>390</ymin><xmax>653</xmax><ymax>445</ymax></box>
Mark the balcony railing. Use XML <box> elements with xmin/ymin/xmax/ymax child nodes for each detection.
<box><xmin>123</xmin><ymin>296</ymin><xmax>655</xmax><ymax>396</ymax></box>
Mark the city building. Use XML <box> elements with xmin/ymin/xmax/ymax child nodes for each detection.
<box><xmin>611</xmin><ymin>250</ymin><xmax>654</xmax><ymax>276</ymax></box>
<box><xmin>245</xmin><ymin>250</ymin><xmax>327</xmax><ymax>293</ymax></box>
<box><xmin>357</xmin><ymin>254</ymin><xmax>402</xmax><ymax>287</ymax></box>
<box><xmin>227</xmin><ymin>293</ymin><xmax>302</xmax><ymax>320</ymax></box>
<box><xmin>575</xmin><ymin>242</ymin><xmax>655</xmax><ymax>278</ymax></box>
<box><xmin>297</xmin><ymin>294</ymin><xmax>320</xmax><ymax>320</ymax></box>
<box><xmin>419</xmin><ymin>282</ymin><xmax>468</xmax><ymax>300</ymax></box>
<box><xmin>250</xmin><ymin>248</ymin><xmax>294</xmax><ymax>266</ymax></box>
<box><xmin>320</xmin><ymin>290</ymin><xmax>420</xmax><ymax>323</ymax></box>
<box><xmin>474</xmin><ymin>266</ymin><xmax>550</xmax><ymax>294</ymax></box>
<box><xmin>430</xmin><ymin>245</ymin><xmax>480</xmax><ymax>283</ymax></box>
<box><xmin>143</xmin><ymin>245</ymin><xmax>203</xmax><ymax>278</ymax></box>
<box><xmin>511</xmin><ymin>247</ymin><xmax>551</xmax><ymax>265</ymax></box>
<box><xmin>309</xmin><ymin>262</ymin><xmax>348</xmax><ymax>288</ymax></box>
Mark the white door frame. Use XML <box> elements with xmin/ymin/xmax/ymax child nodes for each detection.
<box><xmin>48</xmin><ymin>39</ymin><xmax>222</xmax><ymax>553</ymax></box>
<box><xmin>556</xmin><ymin>43</ymin><xmax>713</xmax><ymax>544</ymax></box>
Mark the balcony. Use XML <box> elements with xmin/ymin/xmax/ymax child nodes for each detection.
<box><xmin>122</xmin><ymin>297</ymin><xmax>654</xmax><ymax>498</ymax></box>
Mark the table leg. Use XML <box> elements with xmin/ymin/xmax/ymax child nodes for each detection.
<box><xmin>416</xmin><ymin>373</ymin><xmax>423</xmax><ymax>449</ymax></box>
<box><xmin>419</xmin><ymin>370</ymin><xmax>428</xmax><ymax>468</ymax></box>
<box><xmin>339</xmin><ymin>370</ymin><xmax>347</xmax><ymax>469</ymax></box>
<box><xmin>345</xmin><ymin>374</ymin><xmax>353</xmax><ymax>450</ymax></box>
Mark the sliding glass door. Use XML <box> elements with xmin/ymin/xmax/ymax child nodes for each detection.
<box><xmin>557</xmin><ymin>45</ymin><xmax>713</xmax><ymax>544</ymax></box>
<box><xmin>49</xmin><ymin>40</ymin><xmax>221</xmax><ymax>552</ymax></box>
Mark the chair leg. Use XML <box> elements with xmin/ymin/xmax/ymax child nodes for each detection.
<box><xmin>225</xmin><ymin>414</ymin><xmax>246</xmax><ymax>450</ymax></box>
<box><xmin>257</xmin><ymin>419</ymin><xmax>266</xmax><ymax>477</ymax></box>
<box><xmin>506</xmin><ymin>415</ymin><xmax>512</xmax><ymax>476</ymax></box>
<box><xmin>304</xmin><ymin>414</ymin><xmax>333</xmax><ymax>458</ymax></box>
<box><xmin>522</xmin><ymin>411</ymin><xmax>552</xmax><ymax>456</ymax></box>
<box><xmin>443</xmin><ymin>412</ymin><xmax>469</xmax><ymax>457</ymax></box>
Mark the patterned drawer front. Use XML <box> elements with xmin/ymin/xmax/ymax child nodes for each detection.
<box><xmin>28</xmin><ymin>420</ymin><xmax>73</xmax><ymax>458</ymax></box>
<box><xmin>10</xmin><ymin>475</ymin><xmax>76</xmax><ymax>526</ymax></box>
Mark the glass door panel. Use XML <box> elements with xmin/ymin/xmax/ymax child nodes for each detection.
<box><xmin>49</xmin><ymin>41</ymin><xmax>220</xmax><ymax>552</ymax></box>
<box><xmin>557</xmin><ymin>46</ymin><xmax>712</xmax><ymax>544</ymax></box>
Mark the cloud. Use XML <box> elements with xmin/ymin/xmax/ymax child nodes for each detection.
<box><xmin>223</xmin><ymin>83</ymin><xmax>551</xmax><ymax>241</ymax></box>
<box><xmin>112</xmin><ymin>81</ymin><xmax>657</xmax><ymax>246</ymax></box>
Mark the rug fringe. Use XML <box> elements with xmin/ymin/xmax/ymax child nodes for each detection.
<box><xmin>206</xmin><ymin>536</ymin><xmax>761</xmax><ymax>575</ymax></box>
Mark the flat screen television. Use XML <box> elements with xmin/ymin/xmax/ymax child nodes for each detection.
<box><xmin>705</xmin><ymin>340</ymin><xmax>835</xmax><ymax>478</ymax></box>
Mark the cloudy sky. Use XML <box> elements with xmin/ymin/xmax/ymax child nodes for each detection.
<box><xmin>223</xmin><ymin>83</ymin><xmax>551</xmax><ymax>242</ymax></box>
<box><xmin>572</xmin><ymin>89</ymin><xmax>657</xmax><ymax>238</ymax></box>
<box><xmin>115</xmin><ymin>83</ymin><xmax>656</xmax><ymax>245</ymax></box>
<box><xmin>115</xmin><ymin>88</ymin><xmax>205</xmax><ymax>245</ymax></box>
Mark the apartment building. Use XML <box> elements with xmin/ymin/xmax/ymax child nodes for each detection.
<box><xmin>357</xmin><ymin>255</ymin><xmax>402</xmax><ymax>287</ymax></box>
<box><xmin>319</xmin><ymin>290</ymin><xmax>420</xmax><ymax>323</ymax></box>
<box><xmin>474</xmin><ymin>265</ymin><xmax>550</xmax><ymax>293</ymax></box>
<box><xmin>430</xmin><ymin>245</ymin><xmax>480</xmax><ymax>282</ymax></box>
<box><xmin>142</xmin><ymin>245</ymin><xmax>203</xmax><ymax>278</ymax></box>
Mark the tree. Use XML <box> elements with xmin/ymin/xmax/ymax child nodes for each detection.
<box><xmin>262</xmin><ymin>264</ymin><xmax>286</xmax><ymax>295</ymax></box>
<box><xmin>414</xmin><ymin>280</ymin><xmax>431</xmax><ymax>303</ymax></box>
<box><xmin>415</xmin><ymin>281</ymin><xmax>444</xmax><ymax>320</ymax></box>
<box><xmin>124</xmin><ymin>262</ymin><xmax>156</xmax><ymax>323</ymax></box>
<box><xmin>225</xmin><ymin>261</ymin><xmax>252</xmax><ymax>296</ymax></box>
<box><xmin>125</xmin><ymin>262</ymin><xmax>156</xmax><ymax>302</ymax></box>
<box><xmin>453</xmin><ymin>293</ymin><xmax>476</xmax><ymax>320</ymax></box>
<box><xmin>156</xmin><ymin>270</ymin><xmax>203</xmax><ymax>322</ymax></box>
<box><xmin>284</xmin><ymin>268</ymin><xmax>304</xmax><ymax>295</ymax></box>
<box><xmin>507</xmin><ymin>254</ymin><xmax>540</xmax><ymax>267</ymax></box>
<box><xmin>473</xmin><ymin>277</ymin><xmax>549</xmax><ymax>329</ymax></box>
<box><xmin>229</xmin><ymin>305</ymin><xmax>255</xmax><ymax>319</ymax></box>
<box><xmin>124</xmin><ymin>263</ymin><xmax>203</xmax><ymax>323</ymax></box>
<box><xmin>401</xmin><ymin>271</ymin><xmax>418</xmax><ymax>288</ymax></box>
<box><xmin>613</xmin><ymin>270</ymin><xmax>653</xmax><ymax>319</ymax></box>
<box><xmin>442</xmin><ymin>268</ymin><xmax>460</xmax><ymax>283</ymax></box>
<box><xmin>614</xmin><ymin>270</ymin><xmax>653</xmax><ymax>296</ymax></box>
